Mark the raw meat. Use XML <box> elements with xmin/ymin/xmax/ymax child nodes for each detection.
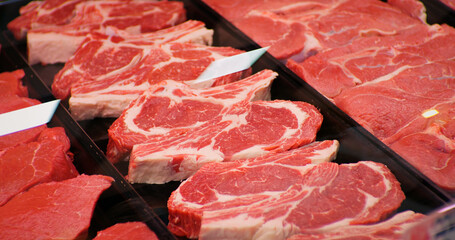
<box><xmin>287</xmin><ymin>211</ymin><xmax>425</xmax><ymax>240</ymax></box>
<box><xmin>55</xmin><ymin>41</ymin><xmax>249</xmax><ymax>121</ymax></box>
<box><xmin>7</xmin><ymin>0</ymin><xmax>85</xmax><ymax>40</ymax></box>
<box><xmin>25</xmin><ymin>0</ymin><xmax>186</xmax><ymax>65</ymax></box>
<box><xmin>0</xmin><ymin>174</ymin><xmax>113</xmax><ymax>240</ymax></box>
<box><xmin>0</xmin><ymin>69</ymin><xmax>27</xmax><ymax>97</ymax></box>
<box><xmin>52</xmin><ymin>19</ymin><xmax>214</xmax><ymax>101</ymax></box>
<box><xmin>383</xmin><ymin>101</ymin><xmax>455</xmax><ymax>189</ymax></box>
<box><xmin>0</xmin><ymin>95</ymin><xmax>47</xmax><ymax>150</ymax></box>
<box><xmin>168</xmin><ymin>159</ymin><xmax>405</xmax><ymax>240</ymax></box>
<box><xmin>107</xmin><ymin>69</ymin><xmax>276</xmax><ymax>163</ymax></box>
<box><xmin>8</xmin><ymin>0</ymin><xmax>185</xmax><ymax>40</ymax></box>
<box><xmin>287</xmin><ymin>24</ymin><xmax>454</xmax><ymax>99</ymax></box>
<box><xmin>109</xmin><ymin>70</ymin><xmax>323</xmax><ymax>184</ymax></box>
<box><xmin>440</xmin><ymin>0</ymin><xmax>455</xmax><ymax>10</ymax></box>
<box><xmin>287</xmin><ymin>23</ymin><xmax>455</xmax><ymax>189</ymax></box>
<box><xmin>0</xmin><ymin>127</ymin><xmax>77</xmax><ymax>206</ymax></box>
<box><xmin>203</xmin><ymin>0</ymin><xmax>424</xmax><ymax>60</ymax></box>
<box><xmin>93</xmin><ymin>222</ymin><xmax>158</xmax><ymax>240</ymax></box>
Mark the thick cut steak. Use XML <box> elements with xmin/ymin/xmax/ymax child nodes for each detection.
<box><xmin>203</xmin><ymin>0</ymin><xmax>424</xmax><ymax>60</ymax></box>
<box><xmin>8</xmin><ymin>0</ymin><xmax>185</xmax><ymax>39</ymax></box>
<box><xmin>168</xmin><ymin>158</ymin><xmax>405</xmax><ymax>240</ymax></box>
<box><xmin>7</xmin><ymin>0</ymin><xmax>85</xmax><ymax>40</ymax></box>
<box><xmin>25</xmin><ymin>0</ymin><xmax>186</xmax><ymax>64</ymax></box>
<box><xmin>287</xmin><ymin>211</ymin><xmax>425</xmax><ymax>240</ymax></box>
<box><xmin>0</xmin><ymin>174</ymin><xmax>113</xmax><ymax>240</ymax></box>
<box><xmin>93</xmin><ymin>222</ymin><xmax>159</xmax><ymax>240</ymax></box>
<box><xmin>107</xmin><ymin>69</ymin><xmax>276</xmax><ymax>163</ymax></box>
<box><xmin>0</xmin><ymin>127</ymin><xmax>78</xmax><ymax>206</ymax></box>
<box><xmin>0</xmin><ymin>69</ymin><xmax>27</xmax><ymax>97</ymax></box>
<box><xmin>53</xmin><ymin>36</ymin><xmax>250</xmax><ymax>121</ymax></box>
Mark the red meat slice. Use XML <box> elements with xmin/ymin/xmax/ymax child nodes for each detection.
<box><xmin>0</xmin><ymin>174</ymin><xmax>113</xmax><ymax>240</ymax></box>
<box><xmin>25</xmin><ymin>0</ymin><xmax>187</xmax><ymax>65</ymax></box>
<box><xmin>287</xmin><ymin>211</ymin><xmax>425</xmax><ymax>240</ymax></box>
<box><xmin>8</xmin><ymin>0</ymin><xmax>185</xmax><ymax>41</ymax></box>
<box><xmin>383</xmin><ymin>101</ymin><xmax>455</xmax><ymax>189</ymax></box>
<box><xmin>7</xmin><ymin>0</ymin><xmax>85</xmax><ymax>40</ymax></box>
<box><xmin>168</xmin><ymin>159</ymin><xmax>405</xmax><ymax>239</ymax></box>
<box><xmin>93</xmin><ymin>222</ymin><xmax>158</xmax><ymax>240</ymax></box>
<box><xmin>0</xmin><ymin>127</ymin><xmax>78</xmax><ymax>206</ymax></box>
<box><xmin>107</xmin><ymin>69</ymin><xmax>276</xmax><ymax>164</ymax></box>
<box><xmin>54</xmin><ymin>40</ymin><xmax>248</xmax><ymax>120</ymax></box>
<box><xmin>0</xmin><ymin>69</ymin><xmax>28</xmax><ymax>97</ymax></box>
<box><xmin>287</xmin><ymin>24</ymin><xmax>454</xmax><ymax>99</ymax></box>
<box><xmin>0</xmin><ymin>95</ymin><xmax>47</xmax><ymax>150</ymax></box>
<box><xmin>203</xmin><ymin>0</ymin><xmax>423</xmax><ymax>60</ymax></box>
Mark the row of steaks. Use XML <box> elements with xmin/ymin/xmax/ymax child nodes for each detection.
<box><xmin>5</xmin><ymin>0</ymin><xmax>439</xmax><ymax>239</ymax></box>
<box><xmin>202</xmin><ymin>0</ymin><xmax>455</xmax><ymax>190</ymax></box>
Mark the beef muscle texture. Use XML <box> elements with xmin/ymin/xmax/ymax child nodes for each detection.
<box><xmin>93</xmin><ymin>222</ymin><xmax>159</xmax><ymax>240</ymax></box>
<box><xmin>383</xmin><ymin>101</ymin><xmax>455</xmax><ymax>189</ymax></box>
<box><xmin>53</xmin><ymin>37</ymin><xmax>251</xmax><ymax>121</ymax></box>
<box><xmin>108</xmin><ymin>70</ymin><xmax>323</xmax><ymax>183</ymax></box>
<box><xmin>0</xmin><ymin>69</ymin><xmax>28</xmax><ymax>97</ymax></box>
<box><xmin>0</xmin><ymin>95</ymin><xmax>47</xmax><ymax>150</ymax></box>
<box><xmin>168</xmin><ymin>157</ymin><xmax>405</xmax><ymax>240</ymax></box>
<box><xmin>8</xmin><ymin>0</ymin><xmax>185</xmax><ymax>39</ymax></box>
<box><xmin>25</xmin><ymin>0</ymin><xmax>187</xmax><ymax>65</ymax></box>
<box><xmin>0</xmin><ymin>127</ymin><xmax>78</xmax><ymax>206</ymax></box>
<box><xmin>287</xmin><ymin>23</ymin><xmax>455</xmax><ymax>190</ymax></box>
<box><xmin>203</xmin><ymin>0</ymin><xmax>424</xmax><ymax>60</ymax></box>
<box><xmin>287</xmin><ymin>211</ymin><xmax>425</xmax><ymax>240</ymax></box>
<box><xmin>108</xmin><ymin>69</ymin><xmax>277</xmax><ymax>163</ymax></box>
<box><xmin>0</xmin><ymin>174</ymin><xmax>113</xmax><ymax>240</ymax></box>
<box><xmin>7</xmin><ymin>0</ymin><xmax>85</xmax><ymax>40</ymax></box>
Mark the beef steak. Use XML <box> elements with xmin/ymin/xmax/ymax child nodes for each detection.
<box><xmin>168</xmin><ymin>156</ymin><xmax>404</xmax><ymax>239</ymax></box>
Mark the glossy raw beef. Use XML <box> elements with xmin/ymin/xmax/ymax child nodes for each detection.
<box><xmin>53</xmin><ymin>37</ymin><xmax>249</xmax><ymax>121</ymax></box>
<box><xmin>109</xmin><ymin>70</ymin><xmax>323</xmax><ymax>183</ymax></box>
<box><xmin>0</xmin><ymin>174</ymin><xmax>113</xmax><ymax>240</ymax></box>
<box><xmin>287</xmin><ymin>211</ymin><xmax>425</xmax><ymax>240</ymax></box>
<box><xmin>0</xmin><ymin>127</ymin><xmax>78</xmax><ymax>206</ymax></box>
<box><xmin>8</xmin><ymin>0</ymin><xmax>185</xmax><ymax>40</ymax></box>
<box><xmin>168</xmin><ymin>155</ymin><xmax>405</xmax><ymax>240</ymax></box>
<box><xmin>25</xmin><ymin>0</ymin><xmax>187</xmax><ymax>64</ymax></box>
<box><xmin>107</xmin><ymin>69</ymin><xmax>276</xmax><ymax>163</ymax></box>
<box><xmin>384</xmin><ymin>101</ymin><xmax>455</xmax><ymax>190</ymax></box>
<box><xmin>203</xmin><ymin>0</ymin><xmax>425</xmax><ymax>60</ymax></box>
<box><xmin>93</xmin><ymin>222</ymin><xmax>159</xmax><ymax>240</ymax></box>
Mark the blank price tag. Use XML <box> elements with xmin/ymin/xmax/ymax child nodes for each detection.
<box><xmin>0</xmin><ymin>99</ymin><xmax>60</xmax><ymax>136</ymax></box>
<box><xmin>194</xmin><ymin>46</ymin><xmax>269</xmax><ymax>84</ymax></box>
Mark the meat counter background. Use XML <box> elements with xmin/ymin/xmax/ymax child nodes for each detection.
<box><xmin>1</xmin><ymin>0</ymin><xmax>455</xmax><ymax>239</ymax></box>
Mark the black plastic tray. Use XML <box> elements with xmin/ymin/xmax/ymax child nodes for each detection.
<box><xmin>1</xmin><ymin>0</ymin><xmax>454</xmax><ymax>239</ymax></box>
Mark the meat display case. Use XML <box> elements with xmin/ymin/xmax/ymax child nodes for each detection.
<box><xmin>1</xmin><ymin>0</ymin><xmax>454</xmax><ymax>239</ymax></box>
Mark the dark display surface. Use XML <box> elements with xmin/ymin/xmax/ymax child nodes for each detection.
<box><xmin>1</xmin><ymin>0</ymin><xmax>454</xmax><ymax>239</ymax></box>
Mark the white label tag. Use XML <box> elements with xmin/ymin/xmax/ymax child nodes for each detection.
<box><xmin>0</xmin><ymin>99</ymin><xmax>60</xmax><ymax>136</ymax></box>
<box><xmin>194</xmin><ymin>46</ymin><xmax>269</xmax><ymax>83</ymax></box>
